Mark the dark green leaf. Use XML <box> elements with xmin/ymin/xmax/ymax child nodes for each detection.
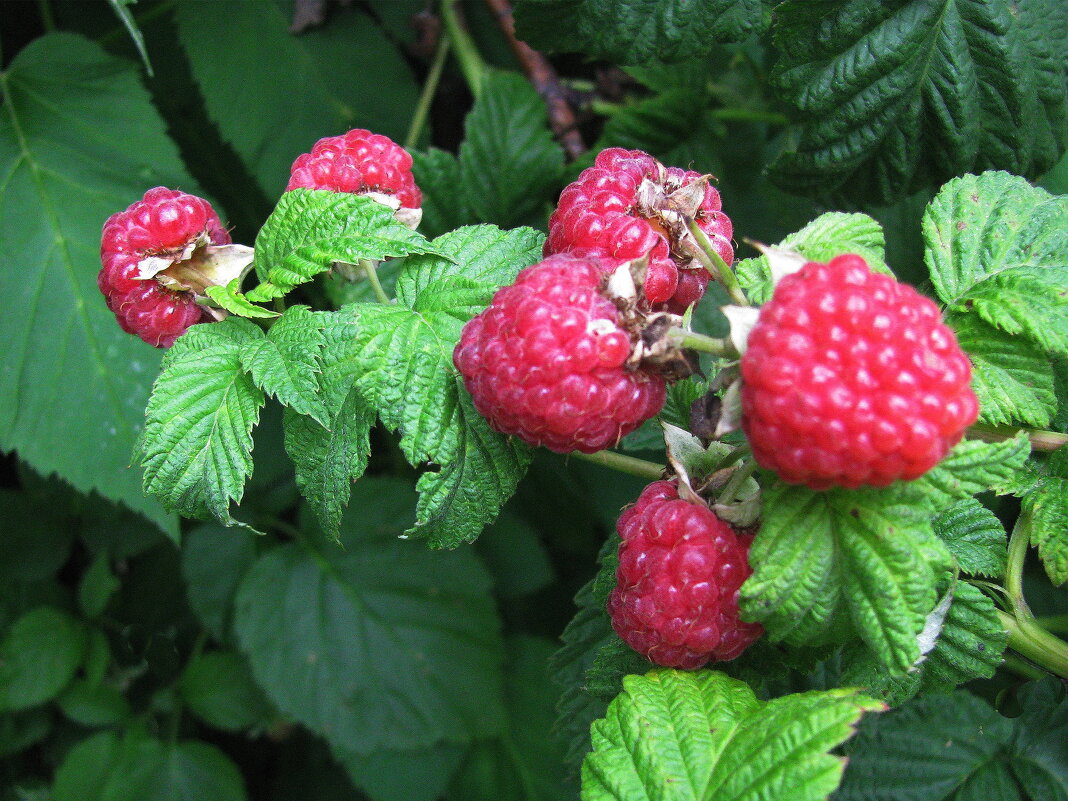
<box><xmin>335</xmin><ymin>743</ymin><xmax>466</xmax><ymax>801</ymax></box>
<box><xmin>446</xmin><ymin>637</ymin><xmax>571</xmax><ymax>801</ymax></box>
<box><xmin>79</xmin><ymin>552</ymin><xmax>119</xmax><ymax>619</ymax></box>
<box><xmin>137</xmin><ymin>319</ymin><xmax>265</xmax><ymax>527</ymax></box>
<box><xmin>174</xmin><ymin>0</ymin><xmax>418</xmax><ymax>197</ymax></box>
<box><xmin>838</xmin><ymin>679</ymin><xmax>1068</xmax><ymax>801</ymax></box>
<box><xmin>513</xmin><ymin>0</ymin><xmax>766</xmax><ymax>64</ymax></box>
<box><xmin>181</xmin><ymin>524</ymin><xmax>258</xmax><ymax>639</ymax></box>
<box><xmin>412</xmin><ymin>149</ymin><xmax>478</xmax><ymax>240</ymax></box>
<box><xmin>180</xmin><ymin>651</ymin><xmax>273</xmax><ymax>732</ymax></box>
<box><xmin>458</xmin><ymin>73</ymin><xmax>564</xmax><ymax>229</ymax></box>
<box><xmin>0</xmin><ymin>491</ymin><xmax>75</xmax><ymax>582</ymax></box>
<box><xmin>0</xmin><ymin>32</ymin><xmax>191</xmax><ymax>534</ymax></box>
<box><xmin>57</xmin><ymin>680</ymin><xmax>130</xmax><ymax>727</ymax></box>
<box><xmin>53</xmin><ymin>731</ymin><xmax>247</xmax><ymax>801</ymax></box>
<box><xmin>769</xmin><ymin>4</ymin><xmax>1068</xmax><ymax>202</ymax></box>
<box><xmin>233</xmin><ymin>477</ymin><xmax>505</xmax><ymax>755</ymax></box>
<box><xmin>0</xmin><ymin>607</ymin><xmax>86</xmax><ymax>711</ymax></box>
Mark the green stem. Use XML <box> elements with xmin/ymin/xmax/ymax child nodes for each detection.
<box><xmin>405</xmin><ymin>35</ymin><xmax>451</xmax><ymax>150</ymax></box>
<box><xmin>570</xmin><ymin>450</ymin><xmax>664</xmax><ymax>480</ymax></box>
<box><xmin>359</xmin><ymin>259</ymin><xmax>391</xmax><ymax>304</ymax></box>
<box><xmin>707</xmin><ymin>108</ymin><xmax>789</xmax><ymax>125</ymax></box>
<box><xmin>717</xmin><ymin>459</ymin><xmax>757</xmax><ymax>505</ymax></box>
<box><xmin>1001</xmin><ymin>652</ymin><xmax>1048</xmax><ymax>681</ymax></box>
<box><xmin>1005</xmin><ymin>509</ymin><xmax>1033</xmax><ymax>616</ymax></box>
<box><xmin>685</xmin><ymin>218</ymin><xmax>748</xmax><ymax>306</ymax></box>
<box><xmin>968</xmin><ymin>423</ymin><xmax>1068</xmax><ymax>452</ymax></box>
<box><xmin>441</xmin><ymin>0</ymin><xmax>486</xmax><ymax>98</ymax></box>
<box><xmin>37</xmin><ymin>0</ymin><xmax>56</xmax><ymax>31</ymax></box>
<box><xmin>667</xmin><ymin>328</ymin><xmax>735</xmax><ymax>358</ymax></box>
<box><xmin>998</xmin><ymin>610</ymin><xmax>1068</xmax><ymax>678</ymax></box>
<box><xmin>1036</xmin><ymin>614</ymin><xmax>1068</xmax><ymax>635</ymax></box>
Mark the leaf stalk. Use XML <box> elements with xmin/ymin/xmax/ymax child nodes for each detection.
<box><xmin>569</xmin><ymin>450</ymin><xmax>664</xmax><ymax>480</ymax></box>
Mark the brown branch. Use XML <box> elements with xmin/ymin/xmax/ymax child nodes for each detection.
<box><xmin>483</xmin><ymin>0</ymin><xmax>586</xmax><ymax>161</ymax></box>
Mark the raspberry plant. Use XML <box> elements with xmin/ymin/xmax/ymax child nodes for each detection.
<box><xmin>1</xmin><ymin>2</ymin><xmax>1067</xmax><ymax>801</ymax></box>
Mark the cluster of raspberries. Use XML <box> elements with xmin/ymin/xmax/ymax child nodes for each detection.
<box><xmin>455</xmin><ymin>148</ymin><xmax>732</xmax><ymax>454</ymax></box>
<box><xmin>101</xmin><ymin>134</ymin><xmax>983</xmax><ymax>671</ymax></box>
<box><xmin>98</xmin><ymin>129</ymin><xmax>419</xmax><ymax>348</ymax></box>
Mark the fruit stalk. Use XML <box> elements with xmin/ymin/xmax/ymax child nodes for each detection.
<box><xmin>686</xmin><ymin>217</ymin><xmax>748</xmax><ymax>306</ymax></box>
<box><xmin>569</xmin><ymin>450</ymin><xmax>664</xmax><ymax>480</ymax></box>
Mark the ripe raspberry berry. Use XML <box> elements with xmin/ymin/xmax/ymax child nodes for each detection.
<box><xmin>544</xmin><ymin>148</ymin><xmax>733</xmax><ymax>312</ymax></box>
<box><xmin>741</xmin><ymin>254</ymin><xmax>979</xmax><ymax>489</ymax></box>
<box><xmin>99</xmin><ymin>188</ymin><xmax>231</xmax><ymax>348</ymax></box>
<box><xmin>287</xmin><ymin>129</ymin><xmax>421</xmax><ymax>224</ymax></box>
<box><xmin>608</xmin><ymin>480</ymin><xmax>763</xmax><ymax>669</ymax></box>
<box><xmin>453</xmin><ymin>254</ymin><xmax>667</xmax><ymax>454</ymax></box>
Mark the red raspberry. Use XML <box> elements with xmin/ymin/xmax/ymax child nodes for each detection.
<box><xmin>99</xmin><ymin>188</ymin><xmax>230</xmax><ymax>348</ymax></box>
<box><xmin>453</xmin><ymin>254</ymin><xmax>666</xmax><ymax>454</ymax></box>
<box><xmin>608</xmin><ymin>480</ymin><xmax>763</xmax><ymax>669</ymax></box>
<box><xmin>286</xmin><ymin>128</ymin><xmax>421</xmax><ymax>210</ymax></box>
<box><xmin>544</xmin><ymin>148</ymin><xmax>733</xmax><ymax>312</ymax></box>
<box><xmin>741</xmin><ymin>254</ymin><xmax>979</xmax><ymax>489</ymax></box>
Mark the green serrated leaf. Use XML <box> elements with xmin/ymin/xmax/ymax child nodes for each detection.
<box><xmin>344</xmin><ymin>226</ymin><xmax>544</xmax><ymax>547</ymax></box>
<box><xmin>233</xmin><ymin>477</ymin><xmax>505</xmax><ymax>755</ymax></box>
<box><xmin>916</xmin><ymin>435</ymin><xmax>1031</xmax><ymax>507</ymax></box>
<box><xmin>204</xmin><ymin>279</ymin><xmax>280</xmax><ymax>319</ymax></box>
<box><xmin>949</xmin><ymin>312</ymin><xmax>1057</xmax><ymax>427</ymax></box>
<box><xmin>513</xmin><ymin>0</ymin><xmax>765</xmax><ymax>64</ymax></box>
<box><xmin>396</xmin><ymin>224</ymin><xmax>546</xmax><ymax>305</ymax></box>
<box><xmin>769</xmin><ymin>4</ymin><xmax>1068</xmax><ymax>202</ymax></box>
<box><xmin>838</xmin><ymin>678</ymin><xmax>1068</xmax><ymax>801</ymax></box>
<box><xmin>1025</xmin><ymin>475</ymin><xmax>1068</xmax><ymax>585</ymax></box>
<box><xmin>924</xmin><ymin>172</ymin><xmax>1068</xmax><ymax>355</ymax></box>
<box><xmin>281</xmin><ymin>311</ymin><xmax>375</xmax><ymax>541</ymax></box>
<box><xmin>174</xmin><ymin>0</ymin><xmax>418</xmax><ymax>197</ymax></box>
<box><xmin>922</xmin><ymin>582</ymin><xmax>1006</xmax><ymax>689</ymax></box>
<box><xmin>458</xmin><ymin>73</ymin><xmax>564</xmax><ymax>229</ymax></box>
<box><xmin>582</xmin><ymin>669</ymin><xmax>880</xmax><ymax>801</ymax></box>
<box><xmin>932</xmin><ymin>498</ymin><xmax>1007</xmax><ymax>578</ymax></box>
<box><xmin>137</xmin><ymin>319</ymin><xmax>265</xmax><ymax>527</ymax></box>
<box><xmin>252</xmin><ymin>190</ymin><xmax>436</xmax><ymax>290</ymax></box>
<box><xmin>596</xmin><ymin>89</ymin><xmax>709</xmax><ymax>158</ymax></box>
<box><xmin>741</xmin><ymin>481</ymin><xmax>948</xmax><ymax>672</ymax></box>
<box><xmin>239</xmin><ymin>306</ymin><xmax>328</xmax><ymax>423</ymax></box>
<box><xmin>0</xmin><ymin>607</ymin><xmax>87</xmax><ymax>712</ymax></box>
<box><xmin>735</xmin><ymin>213</ymin><xmax>887</xmax><ymax>304</ymax></box>
<box><xmin>0</xmin><ymin>32</ymin><xmax>187</xmax><ymax>535</ymax></box>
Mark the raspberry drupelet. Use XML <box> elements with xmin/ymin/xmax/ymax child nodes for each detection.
<box><xmin>99</xmin><ymin>188</ymin><xmax>231</xmax><ymax>348</ymax></box>
<box><xmin>741</xmin><ymin>253</ymin><xmax>979</xmax><ymax>489</ymax></box>
<box><xmin>453</xmin><ymin>254</ymin><xmax>667</xmax><ymax>454</ymax></box>
<box><xmin>545</xmin><ymin>148</ymin><xmax>733</xmax><ymax>312</ymax></box>
<box><xmin>609</xmin><ymin>480</ymin><xmax>763</xmax><ymax>669</ymax></box>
